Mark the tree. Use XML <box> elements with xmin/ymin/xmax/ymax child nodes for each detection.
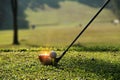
<box><xmin>11</xmin><ymin>0</ymin><xmax>19</xmax><ymax>45</ymax></box>
<box><xmin>111</xmin><ymin>0</ymin><xmax>120</xmax><ymax>19</ymax></box>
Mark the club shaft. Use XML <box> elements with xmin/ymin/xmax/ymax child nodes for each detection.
<box><xmin>56</xmin><ymin>0</ymin><xmax>111</xmax><ymax>62</ymax></box>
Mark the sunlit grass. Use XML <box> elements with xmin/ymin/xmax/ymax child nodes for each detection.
<box><xmin>0</xmin><ymin>1</ymin><xmax>119</xmax><ymax>79</ymax></box>
<box><xmin>0</xmin><ymin>51</ymin><xmax>120</xmax><ymax>80</ymax></box>
<box><xmin>25</xmin><ymin>1</ymin><xmax>116</xmax><ymax>26</ymax></box>
<box><xmin>0</xmin><ymin>23</ymin><xmax>120</xmax><ymax>48</ymax></box>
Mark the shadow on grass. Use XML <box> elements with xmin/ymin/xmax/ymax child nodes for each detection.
<box><xmin>58</xmin><ymin>57</ymin><xmax>120</xmax><ymax>80</ymax></box>
<box><xmin>72</xmin><ymin>43</ymin><xmax>120</xmax><ymax>52</ymax></box>
<box><xmin>0</xmin><ymin>42</ymin><xmax>120</xmax><ymax>52</ymax></box>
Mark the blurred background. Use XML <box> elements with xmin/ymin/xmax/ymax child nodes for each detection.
<box><xmin>0</xmin><ymin>0</ymin><xmax>120</xmax><ymax>49</ymax></box>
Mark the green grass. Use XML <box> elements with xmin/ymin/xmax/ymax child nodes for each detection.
<box><xmin>25</xmin><ymin>1</ymin><xmax>116</xmax><ymax>26</ymax></box>
<box><xmin>0</xmin><ymin>23</ymin><xmax>120</xmax><ymax>80</ymax></box>
<box><xmin>0</xmin><ymin>50</ymin><xmax>120</xmax><ymax>80</ymax></box>
<box><xmin>1</xmin><ymin>0</ymin><xmax>118</xmax><ymax>48</ymax></box>
<box><xmin>0</xmin><ymin>23</ymin><xmax>120</xmax><ymax>48</ymax></box>
<box><xmin>0</xmin><ymin>1</ymin><xmax>120</xmax><ymax>79</ymax></box>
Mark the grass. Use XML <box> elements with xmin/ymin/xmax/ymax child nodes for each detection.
<box><xmin>0</xmin><ymin>50</ymin><xmax>120</xmax><ymax>80</ymax></box>
<box><xmin>0</xmin><ymin>23</ymin><xmax>120</xmax><ymax>48</ymax></box>
<box><xmin>1</xmin><ymin>0</ymin><xmax>118</xmax><ymax>48</ymax></box>
<box><xmin>25</xmin><ymin>0</ymin><xmax>116</xmax><ymax>26</ymax></box>
<box><xmin>0</xmin><ymin>1</ymin><xmax>120</xmax><ymax>79</ymax></box>
<box><xmin>0</xmin><ymin>24</ymin><xmax>120</xmax><ymax>79</ymax></box>
<box><xmin>1</xmin><ymin>23</ymin><xmax>120</xmax><ymax>79</ymax></box>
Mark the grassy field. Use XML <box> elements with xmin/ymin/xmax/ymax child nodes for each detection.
<box><xmin>0</xmin><ymin>23</ymin><xmax>120</xmax><ymax>48</ymax></box>
<box><xmin>25</xmin><ymin>1</ymin><xmax>115</xmax><ymax>26</ymax></box>
<box><xmin>2</xmin><ymin>0</ymin><xmax>117</xmax><ymax>29</ymax></box>
<box><xmin>0</xmin><ymin>50</ymin><xmax>120</xmax><ymax>80</ymax></box>
<box><xmin>0</xmin><ymin>23</ymin><xmax>120</xmax><ymax>80</ymax></box>
<box><xmin>0</xmin><ymin>1</ymin><xmax>120</xmax><ymax>79</ymax></box>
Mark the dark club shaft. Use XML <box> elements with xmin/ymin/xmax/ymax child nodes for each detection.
<box><xmin>56</xmin><ymin>0</ymin><xmax>111</xmax><ymax>63</ymax></box>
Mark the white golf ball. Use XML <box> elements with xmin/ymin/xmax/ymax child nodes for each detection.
<box><xmin>50</xmin><ymin>51</ymin><xmax>57</xmax><ymax>58</ymax></box>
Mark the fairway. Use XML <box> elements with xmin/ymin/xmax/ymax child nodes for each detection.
<box><xmin>0</xmin><ymin>23</ymin><xmax>120</xmax><ymax>48</ymax></box>
<box><xmin>0</xmin><ymin>24</ymin><xmax>120</xmax><ymax>79</ymax></box>
<box><xmin>0</xmin><ymin>0</ymin><xmax>120</xmax><ymax>79</ymax></box>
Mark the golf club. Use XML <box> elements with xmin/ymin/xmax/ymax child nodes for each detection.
<box><xmin>39</xmin><ymin>0</ymin><xmax>111</xmax><ymax>66</ymax></box>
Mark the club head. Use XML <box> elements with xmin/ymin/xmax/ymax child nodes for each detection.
<box><xmin>38</xmin><ymin>0</ymin><xmax>111</xmax><ymax>66</ymax></box>
<box><xmin>38</xmin><ymin>51</ymin><xmax>58</xmax><ymax>66</ymax></box>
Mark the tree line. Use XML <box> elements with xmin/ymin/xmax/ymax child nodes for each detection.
<box><xmin>111</xmin><ymin>0</ymin><xmax>120</xmax><ymax>18</ymax></box>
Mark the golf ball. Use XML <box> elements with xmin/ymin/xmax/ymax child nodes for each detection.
<box><xmin>50</xmin><ymin>51</ymin><xmax>57</xmax><ymax>58</ymax></box>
